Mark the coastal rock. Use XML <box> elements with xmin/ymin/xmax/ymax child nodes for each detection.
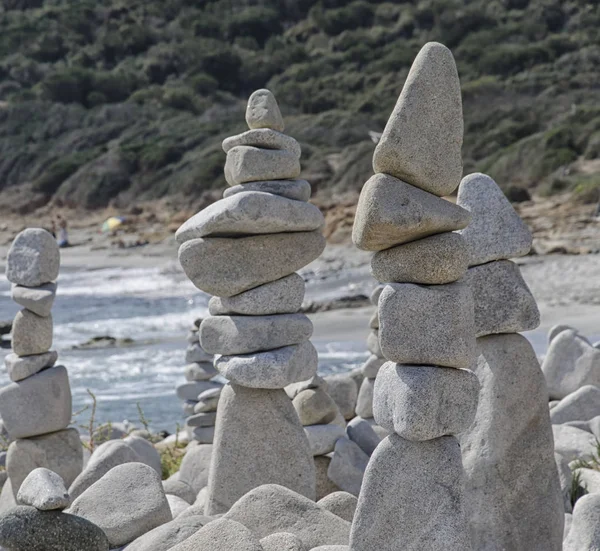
<box><xmin>184</xmin><ymin>343</ymin><xmax>213</xmax><ymax>363</ymax></box>
<box><xmin>327</xmin><ymin>438</ymin><xmax>369</xmax><ymax>497</ymax></box>
<box><xmin>224</xmin><ymin>484</ymin><xmax>351</xmax><ymax>548</ymax></box>
<box><xmin>304</xmin><ymin>424</ymin><xmax>346</xmax><ymax>456</ymax></box>
<box><xmin>209</xmin><ymin>273</ymin><xmax>305</xmax><ymax>316</ymax></box>
<box><xmin>205</xmin><ymin>385</ymin><xmax>315</xmax><ymax>514</ymax></box>
<box><xmin>553</xmin><ymin>424</ymin><xmax>597</xmax><ymax>462</ymax></box>
<box><xmin>16</xmin><ymin>468</ymin><xmax>70</xmax><ymax>511</ymax></box>
<box><xmin>186</xmin><ymin>412</ymin><xmax>217</xmax><ymax>427</ymax></box>
<box><xmin>123</xmin><ymin>435</ymin><xmax>162</xmax><ymax>476</ymax></box>
<box><xmin>293</xmin><ymin>388</ymin><xmax>339</xmax><ymax>426</ymax></box>
<box><xmin>371</xmin><ymin>233</ymin><xmax>468</xmax><ymax>284</ymax></box>
<box><xmin>465</xmin><ymin>260</ymin><xmax>540</xmax><ymax>337</ymax></box>
<box><xmin>179</xmin><ymin>231</ymin><xmax>325</xmax><ymax>297</ymax></box>
<box><xmin>185</xmin><ymin>362</ymin><xmax>218</xmax><ymax>381</ymax></box>
<box><xmin>224</xmin><ymin>179</ymin><xmax>311</xmax><ymax>202</ymax></box>
<box><xmin>374</xmin><ymin>363</ymin><xmax>479</xmax><ymax>441</ymax></box>
<box><xmin>372</xmin><ymin>42</ymin><xmax>463</xmax><ymax>196</ymax></box>
<box><xmin>176</xmin><ymin>192</ymin><xmax>322</xmax><ymax>242</ymax></box>
<box><xmin>170</xmin><ymin>518</ymin><xmax>263</xmax><ymax>551</ymax></box>
<box><xmin>5</xmin><ymin>228</ymin><xmax>59</xmax><ymax>287</ymax></box>
<box><xmin>355</xmin><ymin>377</ymin><xmax>374</xmax><ymax>419</ymax></box>
<box><xmin>194</xmin><ymin>388</ymin><xmax>222</xmax><ymax>413</ymax></box>
<box><xmin>68</xmin><ymin>463</ymin><xmax>172</xmax><ymax>547</ymax></box>
<box><xmin>550</xmin><ymin>385</ymin><xmax>600</xmax><ymax>424</ymax></box>
<box><xmin>346</xmin><ymin>417</ymin><xmax>380</xmax><ymax>456</ymax></box>
<box><xmin>457</xmin><ymin>172</ymin><xmax>532</xmax><ymax>266</ymax></box>
<box><xmin>216</xmin><ymin>342</ymin><xmax>318</xmax><ymax>389</ymax></box>
<box><xmin>260</xmin><ymin>532</ymin><xmax>307</xmax><ymax>551</ymax></box>
<box><xmin>352</xmin><ymin>173</ymin><xmax>470</xmax><ymax>251</ymax></box>
<box><xmin>314</xmin><ymin>456</ymin><xmax>341</xmax><ymax>500</ymax></box>
<box><xmin>324</xmin><ymin>374</ymin><xmax>358</xmax><ymax>420</ymax></box>
<box><xmin>317</xmin><ymin>492</ymin><xmax>357</xmax><ymax>523</ymax></box>
<box><xmin>162</xmin><ymin>479</ymin><xmax>196</xmax><ymax>505</ymax></box>
<box><xmin>223</xmin><ymin>128</ymin><xmax>300</xmax><ymax>156</ymax></box>
<box><xmin>126</xmin><ymin>516</ymin><xmax>210</xmax><ymax>551</ymax></box>
<box><xmin>200</xmin><ymin>314</ymin><xmax>313</xmax><ymax>356</ymax></box>
<box><xmin>4</xmin><ymin>350</ymin><xmax>57</xmax><ymax>382</ymax></box>
<box><xmin>167</xmin><ymin>494</ymin><xmax>189</xmax><ymax>518</ymax></box>
<box><xmin>563</xmin><ymin>494</ymin><xmax>600</xmax><ymax>551</ymax></box>
<box><xmin>0</xmin><ymin>365</ymin><xmax>71</xmax><ymax>440</ymax></box>
<box><xmin>225</xmin><ymin>146</ymin><xmax>300</xmax><ymax>186</ymax></box>
<box><xmin>285</xmin><ymin>374</ymin><xmax>328</xmax><ymax>399</ymax></box>
<box><xmin>176</xmin><ymin>381</ymin><xmax>221</xmax><ymax>401</ymax></box>
<box><xmin>378</xmin><ymin>282</ymin><xmax>475</xmax><ymax>369</ymax></box>
<box><xmin>11</xmin><ymin>282</ymin><xmax>57</xmax><ymax>317</ymax></box>
<box><xmin>246</xmin><ymin>89</ymin><xmax>284</xmax><ymax>132</ymax></box>
<box><xmin>11</xmin><ymin>310</ymin><xmax>53</xmax><ymax>356</ymax></box>
<box><xmin>361</xmin><ymin>355</ymin><xmax>384</xmax><ymax>378</ymax></box>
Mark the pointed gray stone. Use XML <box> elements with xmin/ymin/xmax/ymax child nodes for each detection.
<box><xmin>6</xmin><ymin>228</ymin><xmax>59</xmax><ymax>287</ymax></box>
<box><xmin>225</xmin><ymin>146</ymin><xmax>300</xmax><ymax>186</ymax></box>
<box><xmin>11</xmin><ymin>282</ymin><xmax>57</xmax><ymax>317</ymax></box>
<box><xmin>327</xmin><ymin>438</ymin><xmax>369</xmax><ymax>497</ymax></box>
<box><xmin>17</xmin><ymin>468</ymin><xmax>70</xmax><ymax>511</ymax></box>
<box><xmin>4</xmin><ymin>350</ymin><xmax>57</xmax><ymax>382</ymax></box>
<box><xmin>224</xmin><ymin>179</ymin><xmax>311</xmax><ymax>202</ymax></box>
<box><xmin>11</xmin><ymin>310</ymin><xmax>53</xmax><ymax>356</ymax></box>
<box><xmin>246</xmin><ymin>89</ymin><xmax>284</xmax><ymax>131</ymax></box>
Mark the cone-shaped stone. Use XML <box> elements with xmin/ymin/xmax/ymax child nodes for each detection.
<box><xmin>246</xmin><ymin>89</ymin><xmax>284</xmax><ymax>132</ymax></box>
<box><xmin>457</xmin><ymin>173</ymin><xmax>532</xmax><ymax>266</ymax></box>
<box><xmin>372</xmin><ymin>42</ymin><xmax>463</xmax><ymax>197</ymax></box>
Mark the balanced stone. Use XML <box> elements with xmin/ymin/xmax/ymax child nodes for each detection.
<box><xmin>374</xmin><ymin>363</ymin><xmax>479</xmax><ymax>441</ymax></box>
<box><xmin>352</xmin><ymin>173</ymin><xmax>470</xmax><ymax>251</ymax></box>
<box><xmin>550</xmin><ymin>385</ymin><xmax>600</xmax><ymax>425</ymax></box>
<box><xmin>187</xmin><ymin>426</ymin><xmax>215</xmax><ymax>443</ymax></box>
<box><xmin>200</xmin><ymin>314</ymin><xmax>313</xmax><ymax>355</ymax></box>
<box><xmin>361</xmin><ymin>355</ymin><xmax>384</xmax><ymax>378</ymax></box>
<box><xmin>285</xmin><ymin>374</ymin><xmax>328</xmax><ymax>399</ymax></box>
<box><xmin>465</xmin><ymin>260</ymin><xmax>540</xmax><ymax>337</ymax></box>
<box><xmin>194</xmin><ymin>387</ymin><xmax>222</xmax><ymax>413</ymax></box>
<box><xmin>293</xmin><ymin>388</ymin><xmax>339</xmax><ymax>426</ymax></box>
<box><xmin>206</xmin><ymin>384</ymin><xmax>315</xmax><ymax>514</ymax></box>
<box><xmin>179</xmin><ymin>231</ymin><xmax>325</xmax><ymax>297</ymax></box>
<box><xmin>4</xmin><ymin>350</ymin><xmax>57</xmax><ymax>382</ymax></box>
<box><xmin>184</xmin><ymin>362</ymin><xmax>218</xmax><ymax>382</ymax></box>
<box><xmin>124</xmin><ymin>435</ymin><xmax>162</xmax><ymax>476</ymax></box>
<box><xmin>11</xmin><ymin>310</ymin><xmax>53</xmax><ymax>356</ymax></box>
<box><xmin>16</xmin><ymin>468</ymin><xmax>70</xmax><ymax>511</ymax></box>
<box><xmin>318</xmin><ymin>492</ymin><xmax>358</xmax><ymax>523</ymax></box>
<box><xmin>209</xmin><ymin>273</ymin><xmax>305</xmax><ymax>316</ymax></box>
<box><xmin>371</xmin><ymin>232</ymin><xmax>468</xmax><ymax>284</ymax></box>
<box><xmin>176</xmin><ymin>192</ymin><xmax>322</xmax><ymax>243</ymax></box>
<box><xmin>246</xmin><ymin>89</ymin><xmax>284</xmax><ymax>131</ymax></box>
<box><xmin>327</xmin><ymin>438</ymin><xmax>369</xmax><ymax>497</ymax></box>
<box><xmin>224</xmin><ymin>179</ymin><xmax>312</xmax><ymax>202</ymax></box>
<box><xmin>225</xmin><ymin>146</ymin><xmax>301</xmax><ymax>186</ymax></box>
<box><xmin>176</xmin><ymin>381</ymin><xmax>221</xmax><ymax>401</ymax></box>
<box><xmin>215</xmin><ymin>341</ymin><xmax>318</xmax><ymax>389</ymax></box>
<box><xmin>184</xmin><ymin>343</ymin><xmax>213</xmax><ymax>363</ymax></box>
<box><xmin>457</xmin><ymin>172</ymin><xmax>532</xmax><ymax>266</ymax></box>
<box><xmin>378</xmin><ymin>282</ymin><xmax>475</xmax><ymax>369</ymax></box>
<box><xmin>186</xmin><ymin>412</ymin><xmax>217</xmax><ymax>427</ymax></box>
<box><xmin>372</xmin><ymin>42</ymin><xmax>463</xmax><ymax>196</ymax></box>
<box><xmin>11</xmin><ymin>282</ymin><xmax>57</xmax><ymax>317</ymax></box>
<box><xmin>0</xmin><ymin>365</ymin><xmax>71</xmax><ymax>440</ymax></box>
<box><xmin>355</xmin><ymin>377</ymin><xmax>374</xmax><ymax>419</ymax></box>
<box><xmin>223</xmin><ymin>128</ymin><xmax>300</xmax><ymax>156</ymax></box>
<box><xmin>6</xmin><ymin>228</ymin><xmax>59</xmax><ymax>287</ymax></box>
<box><xmin>304</xmin><ymin>424</ymin><xmax>346</xmax><ymax>456</ymax></box>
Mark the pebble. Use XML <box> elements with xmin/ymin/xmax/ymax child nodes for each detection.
<box><xmin>124</xmin><ymin>435</ymin><xmax>163</xmax><ymax>477</ymax></box>
<box><xmin>553</xmin><ymin>424</ymin><xmax>597</xmax><ymax>462</ymax></box>
<box><xmin>166</xmin><ymin>494</ymin><xmax>189</xmax><ymax>518</ymax></box>
<box><xmin>186</xmin><ymin>425</ymin><xmax>215</xmax><ymax>444</ymax></box>
<box><xmin>225</xmin><ymin>146</ymin><xmax>301</xmax><ymax>186</ymax></box>
<box><xmin>11</xmin><ymin>282</ymin><xmax>57</xmax><ymax>317</ymax></box>
<box><xmin>4</xmin><ymin>350</ymin><xmax>57</xmax><ymax>382</ymax></box>
<box><xmin>224</xmin><ymin>179</ymin><xmax>312</xmax><ymax>202</ymax></box>
<box><xmin>223</xmin><ymin>128</ymin><xmax>301</xmax><ymax>156</ymax></box>
<box><xmin>366</xmin><ymin>330</ymin><xmax>383</xmax><ymax>358</ymax></box>
<box><xmin>16</xmin><ymin>468</ymin><xmax>70</xmax><ymax>511</ymax></box>
<box><xmin>246</xmin><ymin>89</ymin><xmax>284</xmax><ymax>131</ymax></box>
<box><xmin>161</xmin><ymin>479</ymin><xmax>196</xmax><ymax>505</ymax></box>
<box><xmin>327</xmin><ymin>438</ymin><xmax>369</xmax><ymax>497</ymax></box>
<box><xmin>293</xmin><ymin>388</ymin><xmax>339</xmax><ymax>426</ymax></box>
<box><xmin>285</xmin><ymin>374</ymin><xmax>328</xmax><ymax>399</ymax></box>
<box><xmin>11</xmin><ymin>310</ymin><xmax>53</xmax><ymax>356</ymax></box>
<box><xmin>314</xmin><ymin>456</ymin><xmax>341</xmax><ymax>500</ymax></box>
<box><xmin>5</xmin><ymin>228</ymin><xmax>59</xmax><ymax>287</ymax></box>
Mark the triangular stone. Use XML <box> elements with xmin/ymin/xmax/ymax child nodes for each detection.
<box><xmin>373</xmin><ymin>42</ymin><xmax>463</xmax><ymax>197</ymax></box>
<box><xmin>457</xmin><ymin>172</ymin><xmax>532</xmax><ymax>267</ymax></box>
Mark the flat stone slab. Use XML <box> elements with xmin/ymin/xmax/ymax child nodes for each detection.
<box><xmin>11</xmin><ymin>310</ymin><xmax>53</xmax><ymax>356</ymax></box>
<box><xmin>304</xmin><ymin>424</ymin><xmax>346</xmax><ymax>456</ymax></box>
<box><xmin>4</xmin><ymin>350</ymin><xmax>57</xmax><ymax>382</ymax></box>
<box><xmin>200</xmin><ymin>314</ymin><xmax>313</xmax><ymax>356</ymax></box>
<box><xmin>6</xmin><ymin>228</ymin><xmax>59</xmax><ymax>287</ymax></box>
<box><xmin>176</xmin><ymin>192</ymin><xmax>323</xmax><ymax>243</ymax></box>
<box><xmin>186</xmin><ymin>412</ymin><xmax>217</xmax><ymax>428</ymax></box>
<box><xmin>374</xmin><ymin>363</ymin><xmax>479</xmax><ymax>441</ymax></box>
<box><xmin>205</xmin><ymin>385</ymin><xmax>315</xmax><ymax>515</ymax></box>
<box><xmin>209</xmin><ymin>273</ymin><xmax>305</xmax><ymax>316</ymax></box>
<box><xmin>371</xmin><ymin>232</ymin><xmax>468</xmax><ymax>284</ymax></box>
<box><xmin>215</xmin><ymin>341</ymin><xmax>318</xmax><ymax>389</ymax></box>
<box><xmin>352</xmin><ymin>173</ymin><xmax>470</xmax><ymax>251</ymax></box>
<box><xmin>246</xmin><ymin>89</ymin><xmax>284</xmax><ymax>132</ymax></box>
<box><xmin>11</xmin><ymin>282</ymin><xmax>57</xmax><ymax>317</ymax></box>
<box><xmin>179</xmin><ymin>231</ymin><xmax>325</xmax><ymax>297</ymax></box>
<box><xmin>465</xmin><ymin>260</ymin><xmax>540</xmax><ymax>337</ymax></box>
<box><xmin>225</xmin><ymin>146</ymin><xmax>301</xmax><ymax>186</ymax></box>
<box><xmin>379</xmin><ymin>282</ymin><xmax>475</xmax><ymax>369</ymax></box>
<box><xmin>224</xmin><ymin>179</ymin><xmax>311</xmax><ymax>202</ymax></box>
<box><xmin>293</xmin><ymin>388</ymin><xmax>339</xmax><ymax>426</ymax></box>
<box><xmin>194</xmin><ymin>388</ymin><xmax>222</xmax><ymax>413</ymax></box>
<box><xmin>457</xmin><ymin>172</ymin><xmax>532</xmax><ymax>266</ymax></box>
<box><xmin>0</xmin><ymin>365</ymin><xmax>71</xmax><ymax>440</ymax></box>
<box><xmin>372</xmin><ymin>42</ymin><xmax>463</xmax><ymax>196</ymax></box>
<box><xmin>550</xmin><ymin>385</ymin><xmax>600</xmax><ymax>425</ymax></box>
<box><xmin>176</xmin><ymin>381</ymin><xmax>221</xmax><ymax>401</ymax></box>
<box><xmin>223</xmin><ymin>128</ymin><xmax>300</xmax><ymax>156</ymax></box>
<box><xmin>327</xmin><ymin>438</ymin><xmax>369</xmax><ymax>497</ymax></box>
<box><xmin>16</xmin><ymin>468</ymin><xmax>70</xmax><ymax>511</ymax></box>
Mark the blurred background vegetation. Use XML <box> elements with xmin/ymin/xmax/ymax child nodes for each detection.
<box><xmin>0</xmin><ymin>0</ymin><xmax>598</xmax><ymax>214</ymax></box>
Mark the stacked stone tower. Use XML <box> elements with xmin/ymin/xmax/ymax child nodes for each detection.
<box><xmin>177</xmin><ymin>89</ymin><xmax>326</xmax><ymax>515</ymax></box>
<box><xmin>0</xmin><ymin>229</ymin><xmax>82</xmax><ymax>498</ymax></box>
<box><xmin>349</xmin><ymin>43</ymin><xmax>479</xmax><ymax>550</ymax></box>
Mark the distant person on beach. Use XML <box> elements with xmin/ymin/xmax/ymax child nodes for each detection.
<box><xmin>49</xmin><ymin>219</ymin><xmax>56</xmax><ymax>239</ymax></box>
<box><xmin>57</xmin><ymin>214</ymin><xmax>70</xmax><ymax>248</ymax></box>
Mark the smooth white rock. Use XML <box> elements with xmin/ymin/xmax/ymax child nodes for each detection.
<box><xmin>6</xmin><ymin>228</ymin><xmax>59</xmax><ymax>287</ymax></box>
<box><xmin>246</xmin><ymin>89</ymin><xmax>284</xmax><ymax>132</ymax></box>
<box><xmin>11</xmin><ymin>282</ymin><xmax>57</xmax><ymax>317</ymax></box>
<box><xmin>550</xmin><ymin>385</ymin><xmax>600</xmax><ymax>425</ymax></box>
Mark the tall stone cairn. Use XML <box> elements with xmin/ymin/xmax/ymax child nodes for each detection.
<box><xmin>177</xmin><ymin>89</ymin><xmax>325</xmax><ymax>515</ymax></box>
<box><xmin>349</xmin><ymin>42</ymin><xmax>479</xmax><ymax>550</ymax></box>
<box><xmin>456</xmin><ymin>173</ymin><xmax>564</xmax><ymax>550</ymax></box>
<box><xmin>0</xmin><ymin>229</ymin><xmax>82</xmax><ymax>500</ymax></box>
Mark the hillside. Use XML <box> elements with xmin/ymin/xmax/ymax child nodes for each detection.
<box><xmin>0</xmin><ymin>0</ymin><xmax>598</xmax><ymax>216</ymax></box>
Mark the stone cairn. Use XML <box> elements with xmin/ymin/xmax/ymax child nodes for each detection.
<box><xmin>349</xmin><ymin>42</ymin><xmax>479</xmax><ymax>550</ymax></box>
<box><xmin>456</xmin><ymin>173</ymin><xmax>564</xmax><ymax>549</ymax></box>
<box><xmin>177</xmin><ymin>89</ymin><xmax>326</xmax><ymax>515</ymax></box>
<box><xmin>176</xmin><ymin>317</ymin><xmax>223</xmax><ymax>443</ymax></box>
<box><xmin>0</xmin><ymin>229</ymin><xmax>82</xmax><ymax>503</ymax></box>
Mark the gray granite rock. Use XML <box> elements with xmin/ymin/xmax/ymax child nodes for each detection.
<box><xmin>577</xmin><ymin>468</ymin><xmax>600</xmax><ymax>494</ymax></box>
<box><xmin>459</xmin><ymin>334</ymin><xmax>565</xmax><ymax>551</ymax></box>
<box><xmin>369</xmin><ymin>310</ymin><xmax>378</xmax><ymax>329</ymax></box>
<box><xmin>327</xmin><ymin>438</ymin><xmax>369</xmax><ymax>497</ymax></box>
<box><xmin>126</xmin><ymin>515</ymin><xmax>210</xmax><ymax>551</ymax></box>
<box><xmin>225</xmin><ymin>146</ymin><xmax>300</xmax><ymax>186</ymax></box>
<box><xmin>162</xmin><ymin>479</ymin><xmax>196</xmax><ymax>505</ymax></box>
<box><xmin>16</xmin><ymin>468</ymin><xmax>70</xmax><ymax>511</ymax></box>
<box><xmin>179</xmin><ymin>231</ymin><xmax>325</xmax><ymax>297</ymax></box>
<box><xmin>206</xmin><ymin>385</ymin><xmax>315</xmax><ymax>514</ymax></box>
<box><xmin>4</xmin><ymin>350</ymin><xmax>57</xmax><ymax>382</ymax></box>
<box><xmin>0</xmin><ymin>505</ymin><xmax>109</xmax><ymax>551</ymax></box>
<box><xmin>285</xmin><ymin>374</ymin><xmax>328</xmax><ymax>399</ymax></box>
<box><xmin>350</xmin><ymin>434</ymin><xmax>470</xmax><ymax>551</ymax></box>
<box><xmin>7</xmin><ymin>429</ymin><xmax>82</xmax><ymax>496</ymax></box>
<box><xmin>194</xmin><ymin>388</ymin><xmax>222</xmax><ymax>413</ymax></box>
<box><xmin>68</xmin><ymin>462</ymin><xmax>172</xmax><ymax>547</ymax></box>
<box><xmin>555</xmin><ymin>452</ymin><xmax>573</xmax><ymax>514</ymax></box>
<box><xmin>304</xmin><ymin>424</ymin><xmax>346</xmax><ymax>456</ymax></box>
<box><xmin>176</xmin><ymin>380</ymin><xmax>221</xmax><ymax>401</ymax></box>
<box><xmin>167</xmin><ymin>494</ymin><xmax>189</xmax><ymax>518</ymax></box>
<box><xmin>246</xmin><ymin>89</ymin><xmax>284</xmax><ymax>132</ymax></box>
<box><xmin>184</xmin><ymin>343</ymin><xmax>213</xmax><ymax>363</ymax></box>
<box><xmin>465</xmin><ymin>260</ymin><xmax>540</xmax><ymax>337</ymax></box>
<box><xmin>324</xmin><ymin>374</ymin><xmax>358</xmax><ymax>420</ymax></box>
<box><xmin>371</xmin><ymin>232</ymin><xmax>468</xmax><ymax>284</ymax></box>
<box><xmin>170</xmin><ymin>517</ymin><xmax>263</xmax><ymax>551</ymax></box>
<box><xmin>314</xmin><ymin>456</ymin><xmax>341</xmax><ymax>501</ymax></box>
<box><xmin>6</xmin><ymin>228</ymin><xmax>59</xmax><ymax>287</ymax></box>
<box><xmin>185</xmin><ymin>362</ymin><xmax>218</xmax><ymax>381</ymax></box>
<box><xmin>200</xmin><ymin>314</ymin><xmax>313</xmax><ymax>356</ymax></box>
<box><xmin>224</xmin><ymin>179</ymin><xmax>311</xmax><ymax>202</ymax></box>
<box><xmin>553</xmin><ymin>424</ymin><xmax>597</xmax><ymax>462</ymax></box>
<box><xmin>0</xmin><ymin>479</ymin><xmax>15</xmax><ymax>515</ymax></box>
<box><xmin>361</xmin><ymin>355</ymin><xmax>384</xmax><ymax>378</ymax></box>
<box><xmin>176</xmin><ymin>192</ymin><xmax>322</xmax><ymax>243</ymax></box>
<box><xmin>563</xmin><ymin>494</ymin><xmax>600</xmax><ymax>551</ymax></box>
<box><xmin>0</xmin><ymin>365</ymin><xmax>71</xmax><ymax>440</ymax></box>
<box><xmin>186</xmin><ymin>412</ymin><xmax>217</xmax><ymax>427</ymax></box>
<box><xmin>124</xmin><ymin>435</ymin><xmax>162</xmax><ymax>476</ymax></box>
<box><xmin>317</xmin><ymin>492</ymin><xmax>357</xmax><ymax>523</ymax></box>
<box><xmin>346</xmin><ymin>417</ymin><xmax>381</xmax><ymax>456</ymax></box>
<box><xmin>224</xmin><ymin>484</ymin><xmax>351</xmax><ymax>548</ymax></box>
<box><xmin>366</xmin><ymin>330</ymin><xmax>382</xmax><ymax>358</ymax></box>
<box><xmin>182</xmin><ymin>400</ymin><xmax>196</xmax><ymax>416</ymax></box>
<box><xmin>548</xmin><ymin>324</ymin><xmax>576</xmax><ymax>343</ymax></box>
<box><xmin>293</xmin><ymin>388</ymin><xmax>339</xmax><ymax>426</ymax></box>
<box><xmin>374</xmin><ymin>363</ymin><xmax>479</xmax><ymax>441</ymax></box>
<box><xmin>457</xmin><ymin>172</ymin><xmax>532</xmax><ymax>266</ymax></box>
<box><xmin>209</xmin><ymin>273</ymin><xmax>305</xmax><ymax>316</ymax></box>
<box><xmin>11</xmin><ymin>309</ymin><xmax>53</xmax><ymax>356</ymax></box>
<box><xmin>216</xmin><ymin>341</ymin><xmax>318</xmax><ymax>389</ymax></box>
<box><xmin>261</xmin><ymin>533</ymin><xmax>307</xmax><ymax>551</ymax></box>
<box><xmin>177</xmin><ymin>443</ymin><xmax>213</xmax><ymax>494</ymax></box>
<box><xmin>550</xmin><ymin>385</ymin><xmax>600</xmax><ymax>425</ymax></box>
<box><xmin>186</xmin><ymin>425</ymin><xmax>215</xmax><ymax>443</ymax></box>
<box><xmin>223</xmin><ymin>128</ymin><xmax>300</xmax><ymax>156</ymax></box>
<box><xmin>11</xmin><ymin>282</ymin><xmax>57</xmax><ymax>317</ymax></box>
<box><xmin>355</xmin><ymin>377</ymin><xmax>374</xmax><ymax>419</ymax></box>
<box><xmin>372</xmin><ymin>42</ymin><xmax>463</xmax><ymax>196</ymax></box>
<box><xmin>379</xmin><ymin>282</ymin><xmax>475</xmax><ymax>369</ymax></box>
<box><xmin>564</xmin><ymin>513</ymin><xmax>573</xmax><ymax>541</ymax></box>
<box><xmin>311</xmin><ymin>547</ymin><xmax>349</xmax><ymax>551</ymax></box>
<box><xmin>352</xmin><ymin>173</ymin><xmax>470</xmax><ymax>251</ymax></box>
